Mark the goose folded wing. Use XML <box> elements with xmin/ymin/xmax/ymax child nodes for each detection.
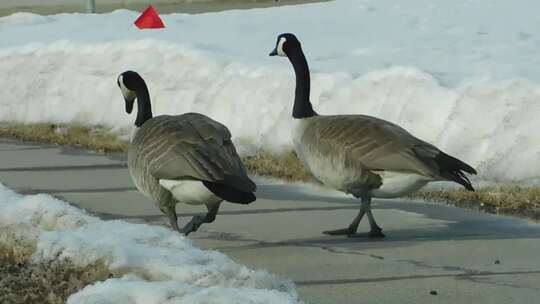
<box><xmin>312</xmin><ymin>115</ymin><xmax>441</xmax><ymax>177</ymax></box>
<box><xmin>147</xmin><ymin>116</ymin><xmax>255</xmax><ymax>193</ymax></box>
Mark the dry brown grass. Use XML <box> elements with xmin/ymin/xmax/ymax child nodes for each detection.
<box><xmin>0</xmin><ymin>123</ymin><xmax>127</xmax><ymax>153</ymax></box>
<box><xmin>2</xmin><ymin>123</ymin><xmax>540</xmax><ymax>221</ymax></box>
<box><xmin>410</xmin><ymin>186</ymin><xmax>540</xmax><ymax>220</ymax></box>
<box><xmin>242</xmin><ymin>150</ymin><xmax>313</xmax><ymax>181</ymax></box>
<box><xmin>0</xmin><ymin>232</ymin><xmax>36</xmax><ymax>264</ymax></box>
<box><xmin>0</xmin><ymin>245</ymin><xmax>113</xmax><ymax>304</ymax></box>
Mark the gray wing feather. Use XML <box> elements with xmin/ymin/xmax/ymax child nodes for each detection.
<box><xmin>303</xmin><ymin>115</ymin><xmax>441</xmax><ymax>177</ymax></box>
<box><xmin>132</xmin><ymin>113</ymin><xmax>255</xmax><ymax>193</ymax></box>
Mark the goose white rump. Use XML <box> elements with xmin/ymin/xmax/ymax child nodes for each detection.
<box><xmin>160</xmin><ymin>179</ymin><xmax>222</xmax><ymax>205</ymax></box>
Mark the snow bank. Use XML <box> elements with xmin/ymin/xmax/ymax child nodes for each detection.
<box><xmin>69</xmin><ymin>275</ymin><xmax>300</xmax><ymax>304</ymax></box>
<box><xmin>0</xmin><ymin>183</ymin><xmax>301</xmax><ymax>303</ymax></box>
<box><xmin>1</xmin><ymin>1</ymin><xmax>540</xmax><ymax>183</ymax></box>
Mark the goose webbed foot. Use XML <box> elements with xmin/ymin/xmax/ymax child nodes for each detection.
<box><xmin>180</xmin><ymin>215</ymin><xmax>205</xmax><ymax>236</ymax></box>
<box><xmin>164</xmin><ymin>205</ymin><xmax>203</xmax><ymax>235</ymax></box>
<box><xmin>368</xmin><ymin>225</ymin><xmax>385</xmax><ymax>238</ymax></box>
<box><xmin>323</xmin><ymin>225</ymin><xmax>357</xmax><ymax>237</ymax></box>
<box><xmin>180</xmin><ymin>203</ymin><xmax>220</xmax><ymax>236</ymax></box>
<box><xmin>340</xmin><ymin>227</ymin><xmax>385</xmax><ymax>238</ymax></box>
<box><xmin>343</xmin><ymin>223</ymin><xmax>385</xmax><ymax>239</ymax></box>
<box><xmin>323</xmin><ymin>228</ymin><xmax>349</xmax><ymax>236</ymax></box>
<box><xmin>323</xmin><ymin>196</ymin><xmax>385</xmax><ymax>238</ymax></box>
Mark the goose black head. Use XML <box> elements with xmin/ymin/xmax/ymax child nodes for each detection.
<box><xmin>269</xmin><ymin>33</ymin><xmax>301</xmax><ymax>57</ymax></box>
<box><xmin>117</xmin><ymin>70</ymin><xmax>144</xmax><ymax>114</ymax></box>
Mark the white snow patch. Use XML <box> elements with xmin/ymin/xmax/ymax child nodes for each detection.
<box><xmin>0</xmin><ymin>12</ymin><xmax>52</xmax><ymax>26</ymax></box>
<box><xmin>0</xmin><ymin>183</ymin><xmax>301</xmax><ymax>303</ymax></box>
<box><xmin>69</xmin><ymin>274</ymin><xmax>300</xmax><ymax>304</ymax></box>
<box><xmin>1</xmin><ymin>0</ymin><xmax>540</xmax><ymax>183</ymax></box>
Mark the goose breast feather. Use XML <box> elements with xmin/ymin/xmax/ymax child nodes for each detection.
<box><xmin>130</xmin><ymin>113</ymin><xmax>255</xmax><ymax>193</ymax></box>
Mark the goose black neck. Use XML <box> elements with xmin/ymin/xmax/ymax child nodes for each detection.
<box><xmin>135</xmin><ymin>85</ymin><xmax>153</xmax><ymax>127</ymax></box>
<box><xmin>288</xmin><ymin>47</ymin><xmax>317</xmax><ymax>119</ymax></box>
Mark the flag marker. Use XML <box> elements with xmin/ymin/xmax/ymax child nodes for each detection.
<box><xmin>134</xmin><ymin>5</ymin><xmax>165</xmax><ymax>29</ymax></box>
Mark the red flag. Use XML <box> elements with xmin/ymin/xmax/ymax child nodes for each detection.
<box><xmin>134</xmin><ymin>5</ymin><xmax>165</xmax><ymax>29</ymax></box>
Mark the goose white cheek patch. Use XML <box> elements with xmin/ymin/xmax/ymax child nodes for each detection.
<box><xmin>277</xmin><ymin>37</ymin><xmax>287</xmax><ymax>56</ymax></box>
<box><xmin>118</xmin><ymin>75</ymin><xmax>136</xmax><ymax>100</ymax></box>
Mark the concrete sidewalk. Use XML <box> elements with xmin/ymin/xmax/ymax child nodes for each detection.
<box><xmin>1</xmin><ymin>138</ymin><xmax>540</xmax><ymax>304</ymax></box>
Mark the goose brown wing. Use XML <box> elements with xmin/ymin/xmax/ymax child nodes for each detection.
<box><xmin>132</xmin><ymin>113</ymin><xmax>255</xmax><ymax>193</ymax></box>
<box><xmin>302</xmin><ymin>115</ymin><xmax>441</xmax><ymax>177</ymax></box>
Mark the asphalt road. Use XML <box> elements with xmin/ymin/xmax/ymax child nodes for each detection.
<box><xmin>1</xmin><ymin>138</ymin><xmax>540</xmax><ymax>304</ymax></box>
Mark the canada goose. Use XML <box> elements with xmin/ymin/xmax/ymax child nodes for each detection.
<box><xmin>117</xmin><ymin>70</ymin><xmax>256</xmax><ymax>235</ymax></box>
<box><xmin>269</xmin><ymin>33</ymin><xmax>477</xmax><ymax>237</ymax></box>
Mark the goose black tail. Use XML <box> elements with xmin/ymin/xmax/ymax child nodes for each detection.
<box><xmin>203</xmin><ymin>181</ymin><xmax>256</xmax><ymax>204</ymax></box>
<box><xmin>436</xmin><ymin>151</ymin><xmax>477</xmax><ymax>191</ymax></box>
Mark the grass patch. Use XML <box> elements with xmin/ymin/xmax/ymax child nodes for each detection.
<box><xmin>1</xmin><ymin>123</ymin><xmax>540</xmax><ymax>221</ymax></box>
<box><xmin>410</xmin><ymin>186</ymin><xmax>540</xmax><ymax>220</ymax></box>
<box><xmin>243</xmin><ymin>150</ymin><xmax>312</xmax><ymax>181</ymax></box>
<box><xmin>0</xmin><ymin>246</ymin><xmax>113</xmax><ymax>304</ymax></box>
<box><xmin>0</xmin><ymin>123</ymin><xmax>127</xmax><ymax>153</ymax></box>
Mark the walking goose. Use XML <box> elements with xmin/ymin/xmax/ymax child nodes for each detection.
<box><xmin>269</xmin><ymin>33</ymin><xmax>477</xmax><ymax>237</ymax></box>
<box><xmin>117</xmin><ymin>70</ymin><xmax>256</xmax><ymax>235</ymax></box>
